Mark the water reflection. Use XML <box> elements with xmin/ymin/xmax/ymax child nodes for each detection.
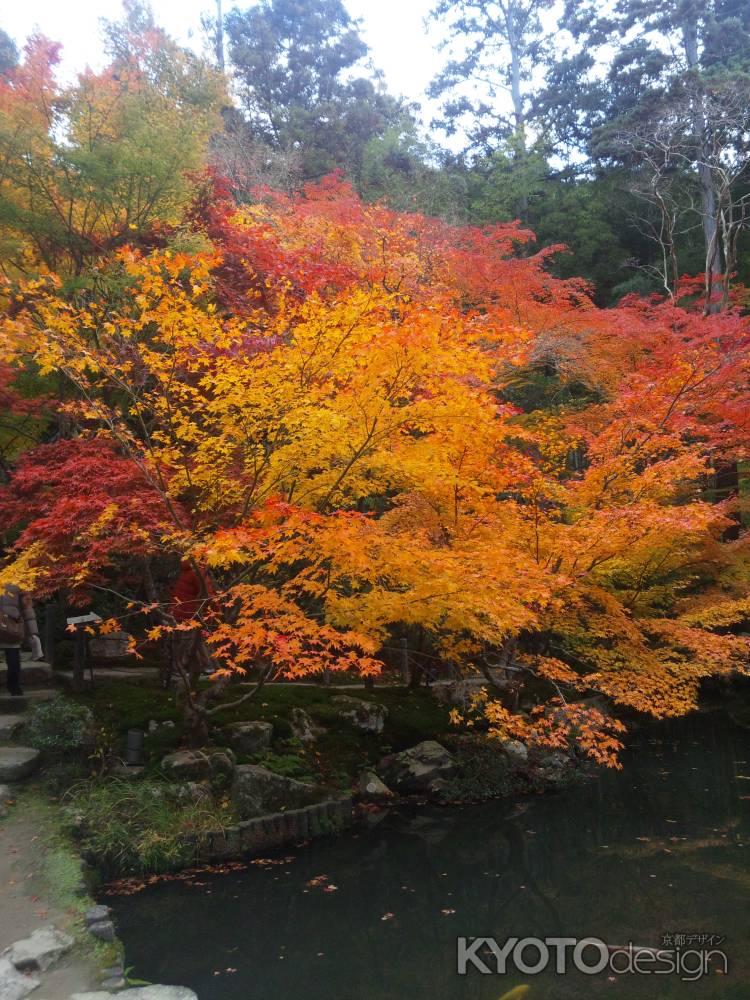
<box><xmin>110</xmin><ymin>708</ymin><xmax>750</xmax><ymax>1000</ymax></box>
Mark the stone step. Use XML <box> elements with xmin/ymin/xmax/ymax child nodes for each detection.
<box><xmin>0</xmin><ymin>688</ymin><xmax>58</xmax><ymax>714</ymax></box>
<box><xmin>0</xmin><ymin>746</ymin><xmax>41</xmax><ymax>781</ymax></box>
<box><xmin>56</xmin><ymin>665</ymin><xmax>159</xmax><ymax>687</ymax></box>
<box><xmin>0</xmin><ymin>714</ymin><xmax>25</xmax><ymax>740</ymax></box>
<box><xmin>4</xmin><ymin>925</ymin><xmax>74</xmax><ymax>972</ymax></box>
<box><xmin>0</xmin><ymin>661</ymin><xmax>55</xmax><ymax>689</ymax></box>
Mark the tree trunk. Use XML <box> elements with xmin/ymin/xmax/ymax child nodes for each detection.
<box><xmin>681</xmin><ymin>17</ymin><xmax>723</xmax><ymax>312</ymax></box>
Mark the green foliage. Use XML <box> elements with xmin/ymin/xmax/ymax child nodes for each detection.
<box><xmin>25</xmin><ymin>698</ymin><xmax>94</xmax><ymax>753</ymax></box>
<box><xmin>225</xmin><ymin>0</ymin><xmax>407</xmax><ymax>180</ymax></box>
<box><xmin>63</xmin><ymin>778</ymin><xmax>233</xmax><ymax>877</ymax></box>
<box><xmin>253</xmin><ymin>749</ymin><xmax>315</xmax><ymax>781</ymax></box>
<box><xmin>441</xmin><ymin>736</ymin><xmax>572</xmax><ymax>802</ymax></box>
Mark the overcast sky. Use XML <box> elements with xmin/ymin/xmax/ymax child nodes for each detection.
<box><xmin>0</xmin><ymin>0</ymin><xmax>443</xmax><ymax>107</ymax></box>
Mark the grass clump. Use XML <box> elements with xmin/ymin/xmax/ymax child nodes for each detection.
<box><xmin>63</xmin><ymin>778</ymin><xmax>235</xmax><ymax>878</ymax></box>
<box><xmin>25</xmin><ymin>698</ymin><xmax>95</xmax><ymax>753</ymax></box>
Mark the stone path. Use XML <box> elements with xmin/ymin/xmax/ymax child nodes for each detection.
<box><xmin>0</xmin><ymin>662</ymin><xmax>201</xmax><ymax>1000</ymax></box>
<box><xmin>0</xmin><ymin>796</ymin><xmax>96</xmax><ymax>1000</ymax></box>
<box><xmin>0</xmin><ymin>661</ymin><xmax>96</xmax><ymax>999</ymax></box>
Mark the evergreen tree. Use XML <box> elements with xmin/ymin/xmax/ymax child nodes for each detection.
<box><xmin>225</xmin><ymin>0</ymin><xmax>408</xmax><ymax>180</ymax></box>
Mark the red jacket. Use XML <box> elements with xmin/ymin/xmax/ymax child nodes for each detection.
<box><xmin>170</xmin><ymin>565</ymin><xmax>212</xmax><ymax>624</ymax></box>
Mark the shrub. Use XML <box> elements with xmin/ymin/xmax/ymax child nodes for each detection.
<box><xmin>440</xmin><ymin>736</ymin><xmax>546</xmax><ymax>802</ymax></box>
<box><xmin>26</xmin><ymin>698</ymin><xmax>94</xmax><ymax>753</ymax></box>
<box><xmin>63</xmin><ymin>778</ymin><xmax>235</xmax><ymax>877</ymax></box>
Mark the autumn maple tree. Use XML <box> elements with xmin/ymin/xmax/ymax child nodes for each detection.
<box><xmin>0</xmin><ymin>167</ymin><xmax>748</xmax><ymax>755</ymax></box>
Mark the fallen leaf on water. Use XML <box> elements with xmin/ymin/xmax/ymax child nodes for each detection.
<box><xmin>306</xmin><ymin>874</ymin><xmax>330</xmax><ymax>888</ymax></box>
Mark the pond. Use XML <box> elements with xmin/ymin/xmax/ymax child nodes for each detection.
<box><xmin>109</xmin><ymin>706</ymin><xmax>750</xmax><ymax>999</ymax></box>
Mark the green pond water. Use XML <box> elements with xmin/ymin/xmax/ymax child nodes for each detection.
<box><xmin>109</xmin><ymin>706</ymin><xmax>750</xmax><ymax>1000</ymax></box>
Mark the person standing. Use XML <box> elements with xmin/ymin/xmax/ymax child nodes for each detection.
<box><xmin>163</xmin><ymin>562</ymin><xmax>215</xmax><ymax>689</ymax></box>
<box><xmin>0</xmin><ymin>585</ymin><xmax>43</xmax><ymax>696</ymax></box>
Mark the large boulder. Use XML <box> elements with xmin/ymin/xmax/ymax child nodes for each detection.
<box><xmin>332</xmin><ymin>696</ymin><xmax>388</xmax><ymax>734</ymax></box>
<box><xmin>358</xmin><ymin>770</ymin><xmax>394</xmax><ymax>801</ymax></box>
<box><xmin>0</xmin><ymin>957</ymin><xmax>39</xmax><ymax>1000</ymax></box>
<box><xmin>205</xmin><ymin>747</ymin><xmax>236</xmax><ymax>779</ymax></box>
<box><xmin>223</xmin><ymin>721</ymin><xmax>273</xmax><ymax>755</ymax></box>
<box><xmin>231</xmin><ymin>765</ymin><xmax>317</xmax><ymax>818</ymax></box>
<box><xmin>161</xmin><ymin>749</ymin><xmax>212</xmax><ymax>782</ymax></box>
<box><xmin>161</xmin><ymin>748</ymin><xmax>235</xmax><ymax>782</ymax></box>
<box><xmin>0</xmin><ymin>748</ymin><xmax>41</xmax><ymax>783</ymax></box>
<box><xmin>166</xmin><ymin>782</ymin><xmax>213</xmax><ymax>806</ymax></box>
<box><xmin>502</xmin><ymin>739</ymin><xmax>529</xmax><ymax>763</ymax></box>
<box><xmin>3</xmin><ymin>925</ymin><xmax>74</xmax><ymax>972</ymax></box>
<box><xmin>377</xmin><ymin>741</ymin><xmax>456</xmax><ymax>794</ymax></box>
<box><xmin>88</xmin><ymin>631</ymin><xmax>131</xmax><ymax>659</ymax></box>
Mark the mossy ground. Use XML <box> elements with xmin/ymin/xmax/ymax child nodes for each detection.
<box><xmin>36</xmin><ymin>678</ymin><xmax>457</xmax><ymax>878</ymax></box>
<box><xmin>66</xmin><ymin>678</ymin><xmax>455</xmax><ymax>787</ymax></box>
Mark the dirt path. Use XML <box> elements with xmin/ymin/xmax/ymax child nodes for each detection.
<box><xmin>0</xmin><ymin>797</ymin><xmax>99</xmax><ymax>999</ymax></box>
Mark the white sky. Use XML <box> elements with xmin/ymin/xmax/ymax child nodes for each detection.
<box><xmin>0</xmin><ymin>0</ymin><xmax>443</xmax><ymax>108</ymax></box>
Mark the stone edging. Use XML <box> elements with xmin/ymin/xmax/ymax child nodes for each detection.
<box><xmin>194</xmin><ymin>796</ymin><xmax>354</xmax><ymax>864</ymax></box>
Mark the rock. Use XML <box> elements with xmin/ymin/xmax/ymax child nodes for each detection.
<box><xmin>4</xmin><ymin>925</ymin><xmax>74</xmax><ymax>972</ymax></box>
<box><xmin>433</xmin><ymin>677</ymin><xmax>510</xmax><ymax>708</ymax></box>
<box><xmin>377</xmin><ymin>741</ymin><xmax>456</xmax><ymax>794</ymax></box>
<box><xmin>290</xmin><ymin>708</ymin><xmax>322</xmax><ymax>744</ymax></box>
<box><xmin>502</xmin><ymin>739</ymin><xmax>529</xmax><ymax>762</ymax></box>
<box><xmin>332</xmin><ymin>696</ymin><xmax>388</xmax><ymax>734</ymax></box>
<box><xmin>87</xmin><ymin>920</ymin><xmax>116</xmax><ymax>943</ymax></box>
<box><xmin>0</xmin><ymin>748</ymin><xmax>41</xmax><ymax>783</ymax></box>
<box><xmin>543</xmin><ymin>751</ymin><xmax>570</xmax><ymax>770</ymax></box>
<box><xmin>205</xmin><ymin>747</ymin><xmax>236</xmax><ymax>778</ymax></box>
<box><xmin>110</xmin><ymin>764</ymin><xmax>145</xmax><ymax>780</ymax></box>
<box><xmin>536</xmin><ymin>750</ymin><xmax>573</xmax><ymax>788</ymax></box>
<box><xmin>231</xmin><ymin>765</ymin><xmax>317</xmax><ymax>818</ymax></box>
<box><xmin>223</xmin><ymin>721</ymin><xmax>273</xmax><ymax>755</ymax></box>
<box><xmin>161</xmin><ymin>750</ymin><xmax>212</xmax><ymax>782</ymax></box>
<box><xmin>101</xmin><ymin>964</ymin><xmax>125</xmax><ymax>980</ymax></box>
<box><xmin>71</xmin><ymin>989</ymin><xmax>198</xmax><ymax>1000</ymax></box>
<box><xmin>167</xmin><ymin>782</ymin><xmax>213</xmax><ymax>806</ymax></box>
<box><xmin>88</xmin><ymin>631</ymin><xmax>131</xmax><ymax>659</ymax></box>
<box><xmin>0</xmin><ymin>717</ymin><xmax>24</xmax><ymax>742</ymax></box>
<box><xmin>145</xmin><ymin>719</ymin><xmax>174</xmax><ymax>734</ymax></box>
<box><xmin>101</xmin><ymin>976</ymin><xmax>128</xmax><ymax>990</ymax></box>
<box><xmin>357</xmin><ymin>770</ymin><xmax>394</xmax><ymax>801</ymax></box>
<box><xmin>84</xmin><ymin>905</ymin><xmax>111</xmax><ymax>927</ymax></box>
<box><xmin>431</xmin><ymin>679</ymin><xmax>477</xmax><ymax>708</ymax></box>
<box><xmin>89</xmin><ymin>921</ymin><xmax>115</xmax><ymax>945</ymax></box>
<box><xmin>0</xmin><ymin>957</ymin><xmax>39</xmax><ymax>1000</ymax></box>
